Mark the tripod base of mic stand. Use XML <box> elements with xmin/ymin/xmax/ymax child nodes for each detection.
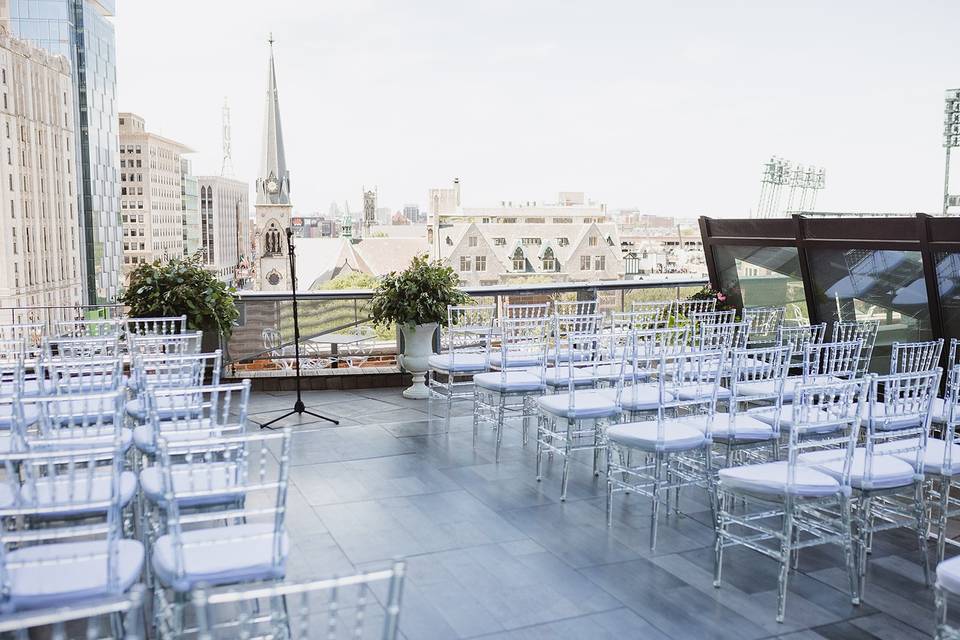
<box><xmin>256</xmin><ymin>399</ymin><xmax>340</xmax><ymax>430</ymax></box>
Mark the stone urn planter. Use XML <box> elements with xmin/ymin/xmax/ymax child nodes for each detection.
<box><xmin>399</xmin><ymin>323</ymin><xmax>438</xmax><ymax>399</ymax></box>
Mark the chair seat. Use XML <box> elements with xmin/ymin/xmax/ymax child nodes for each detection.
<box><xmin>20</xmin><ymin>378</ymin><xmax>42</xmax><ymax>397</ymax></box>
<box><xmin>544</xmin><ymin>366</ymin><xmax>597</xmax><ymax>388</ymax></box>
<box><xmin>20</xmin><ymin>471</ymin><xmax>137</xmax><ymax>517</ymax></box>
<box><xmin>752</xmin><ymin>405</ymin><xmax>845</xmax><ymax>434</ymax></box>
<box><xmin>866</xmin><ymin>402</ymin><xmax>924</xmax><ymax>431</ymax></box>
<box><xmin>719</xmin><ymin>461</ymin><xmax>842</xmax><ymax>498</ymax></box>
<box><xmin>711</xmin><ymin>413</ymin><xmax>776</xmax><ymax>441</ymax></box>
<box><xmin>876</xmin><ymin>437</ymin><xmax>960</xmax><ymax>476</ymax></box>
<box><xmin>489</xmin><ymin>353</ymin><xmax>542</xmax><ymax>369</ymax></box>
<box><xmin>547</xmin><ymin>350</ymin><xmax>594</xmax><ymax>364</ymax></box>
<box><xmin>599</xmin><ymin>384</ymin><xmax>666</xmax><ymax>412</ymax></box>
<box><xmin>152</xmin><ymin>522</ymin><xmax>289</xmax><ymax>592</ymax></box>
<box><xmin>0</xmin><ymin>403</ymin><xmax>39</xmax><ymax>429</ymax></box>
<box><xmin>473</xmin><ymin>371</ymin><xmax>543</xmax><ymax>393</ymax></box>
<box><xmin>938</xmin><ymin>554</ymin><xmax>960</xmax><ymax>595</ymax></box>
<box><xmin>140</xmin><ymin>463</ymin><xmax>245</xmax><ymax>507</ymax></box>
<box><xmin>674</xmin><ymin>383</ymin><xmax>731</xmax><ymax>401</ymax></box>
<box><xmin>607</xmin><ymin>421</ymin><xmax>706</xmax><ymax>452</ymax></box>
<box><xmin>2</xmin><ymin>539</ymin><xmax>144</xmax><ymax>612</ymax></box>
<box><xmin>537</xmin><ymin>391</ymin><xmax>619</xmax><ymax>419</ymax></box>
<box><xmin>736</xmin><ymin>375</ymin><xmax>843</xmax><ymax>403</ymax></box>
<box><xmin>799</xmin><ymin>447</ymin><xmax>917</xmax><ymax>490</ymax></box>
<box><xmin>30</xmin><ymin>427</ymin><xmax>132</xmax><ymax>452</ymax></box>
<box><xmin>125</xmin><ymin>394</ymin><xmax>191</xmax><ymax>420</ymax></box>
<box><xmin>132</xmin><ymin>420</ymin><xmax>220</xmax><ymax>454</ymax></box>
<box><xmin>428</xmin><ymin>353</ymin><xmax>488</xmax><ymax>373</ymax></box>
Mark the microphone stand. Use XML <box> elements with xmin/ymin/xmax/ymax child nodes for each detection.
<box><xmin>257</xmin><ymin>227</ymin><xmax>339</xmax><ymax>429</ymax></box>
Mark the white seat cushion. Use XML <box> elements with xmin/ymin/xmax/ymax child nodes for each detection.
<box><xmin>537</xmin><ymin>391</ymin><xmax>619</xmax><ymax>419</ymax></box>
<box><xmin>938</xmin><ymin>554</ymin><xmax>960</xmax><ymax>595</ymax></box>
<box><xmin>125</xmin><ymin>394</ymin><xmax>192</xmax><ymax>420</ymax></box>
<box><xmin>711</xmin><ymin>413</ymin><xmax>776</xmax><ymax>441</ymax></box>
<box><xmin>599</xmin><ymin>384</ymin><xmax>666</xmax><ymax>412</ymax></box>
<box><xmin>866</xmin><ymin>402</ymin><xmax>924</xmax><ymax>431</ymax></box>
<box><xmin>752</xmin><ymin>405</ymin><xmax>845</xmax><ymax>434</ymax></box>
<box><xmin>473</xmin><ymin>371</ymin><xmax>543</xmax><ymax>393</ymax></box>
<box><xmin>152</xmin><ymin>523</ymin><xmax>289</xmax><ymax>592</ymax></box>
<box><xmin>489</xmin><ymin>352</ymin><xmax>542</xmax><ymax>369</ymax></box>
<box><xmin>719</xmin><ymin>461</ymin><xmax>841</xmax><ymax>498</ymax></box>
<box><xmin>876</xmin><ymin>437</ymin><xmax>960</xmax><ymax>476</ymax></box>
<box><xmin>0</xmin><ymin>403</ymin><xmax>39</xmax><ymax>429</ymax></box>
<box><xmin>21</xmin><ymin>471</ymin><xmax>137</xmax><ymax>517</ymax></box>
<box><xmin>547</xmin><ymin>350</ymin><xmax>594</xmax><ymax>364</ymax></box>
<box><xmin>932</xmin><ymin>397</ymin><xmax>952</xmax><ymax>424</ymax></box>
<box><xmin>132</xmin><ymin>419</ymin><xmax>222</xmax><ymax>454</ymax></box>
<box><xmin>428</xmin><ymin>353</ymin><xmax>488</xmax><ymax>373</ymax></box>
<box><xmin>544</xmin><ymin>366</ymin><xmax>596</xmax><ymax>388</ymax></box>
<box><xmin>3</xmin><ymin>539</ymin><xmax>144</xmax><ymax>611</ymax></box>
<box><xmin>737</xmin><ymin>375</ymin><xmax>843</xmax><ymax>403</ymax></box>
<box><xmin>799</xmin><ymin>447</ymin><xmax>917</xmax><ymax>490</ymax></box>
<box><xmin>674</xmin><ymin>383</ymin><xmax>731</xmax><ymax>401</ymax></box>
<box><xmin>607</xmin><ymin>421</ymin><xmax>706</xmax><ymax>452</ymax></box>
<box><xmin>140</xmin><ymin>463</ymin><xmax>245</xmax><ymax>507</ymax></box>
<box><xmin>29</xmin><ymin>427</ymin><xmax>132</xmax><ymax>452</ymax></box>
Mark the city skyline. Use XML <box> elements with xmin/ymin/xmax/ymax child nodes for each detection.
<box><xmin>115</xmin><ymin>0</ymin><xmax>960</xmax><ymax>217</ymax></box>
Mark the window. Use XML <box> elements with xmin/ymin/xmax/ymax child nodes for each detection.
<box><xmin>521</xmin><ymin>237</ymin><xmax>541</xmax><ymax>246</ymax></box>
<box><xmin>580</xmin><ymin>255</ymin><xmax>591</xmax><ymax>271</ymax></box>
<box><xmin>512</xmin><ymin>247</ymin><xmax>526</xmax><ymax>271</ymax></box>
<box><xmin>594</xmin><ymin>256</ymin><xmax>605</xmax><ymax>270</ymax></box>
<box><xmin>494</xmin><ymin>237</ymin><xmax>506</xmax><ymax>246</ymax></box>
<box><xmin>459</xmin><ymin>256</ymin><xmax>472</xmax><ymax>271</ymax></box>
<box><xmin>468</xmin><ymin>235</ymin><xmax>478</xmax><ymax>247</ymax></box>
<box><xmin>475</xmin><ymin>256</ymin><xmax>486</xmax><ymax>271</ymax></box>
<box><xmin>557</xmin><ymin>237</ymin><xmax>569</xmax><ymax>247</ymax></box>
<box><xmin>589</xmin><ymin>236</ymin><xmax>598</xmax><ymax>247</ymax></box>
<box><xmin>542</xmin><ymin>247</ymin><xmax>556</xmax><ymax>272</ymax></box>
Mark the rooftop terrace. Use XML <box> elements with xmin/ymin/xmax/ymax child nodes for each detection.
<box><xmin>257</xmin><ymin>386</ymin><xmax>940</xmax><ymax>640</ymax></box>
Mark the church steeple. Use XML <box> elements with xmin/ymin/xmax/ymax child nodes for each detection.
<box><xmin>257</xmin><ymin>33</ymin><xmax>290</xmax><ymax>206</ymax></box>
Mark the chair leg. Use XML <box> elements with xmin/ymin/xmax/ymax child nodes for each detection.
<box><xmin>840</xmin><ymin>495</ymin><xmax>860</xmax><ymax>605</ymax></box>
<box><xmin>560</xmin><ymin>419</ymin><xmax>574</xmax><ymax>501</ymax></box>
<box><xmin>777</xmin><ymin>502</ymin><xmax>795</xmax><ymax>623</ymax></box>
<box><xmin>495</xmin><ymin>394</ymin><xmax>506</xmax><ymax>462</ymax></box>
<box><xmin>713</xmin><ymin>488</ymin><xmax>725</xmax><ymax>587</ymax></box>
<box><xmin>650</xmin><ymin>453</ymin><xmax>663</xmax><ymax>551</ymax></box>
<box><xmin>938</xmin><ymin>476</ymin><xmax>951</xmax><ymax>566</ymax></box>
<box><xmin>592</xmin><ymin>420</ymin><xmax>602</xmax><ymax>477</ymax></box>
<box><xmin>917</xmin><ymin>481</ymin><xmax>932</xmax><ymax>587</ymax></box>
<box><xmin>606</xmin><ymin>445</ymin><xmax>615</xmax><ymax>527</ymax></box>
<box><xmin>536</xmin><ymin>416</ymin><xmax>545</xmax><ymax>481</ymax></box>
<box><xmin>472</xmin><ymin>387</ymin><xmax>480</xmax><ymax>451</ymax></box>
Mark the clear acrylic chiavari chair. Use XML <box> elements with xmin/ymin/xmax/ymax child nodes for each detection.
<box><xmin>126</xmin><ymin>351</ymin><xmax>223</xmax><ymax>422</ymax></box>
<box><xmin>472</xmin><ymin>316</ymin><xmax>548</xmax><ymax>461</ymax></box>
<box><xmin>553</xmin><ymin>299</ymin><xmax>599</xmax><ymax>317</ymax></box>
<box><xmin>501</xmin><ymin>301</ymin><xmax>550</xmax><ymax>320</ymax></box>
<box><xmin>672</xmin><ymin>298</ymin><xmax>716</xmax><ymax>322</ymax></box>
<box><xmin>127</xmin><ymin>331</ymin><xmax>204</xmax><ymax>357</ymax></box>
<box><xmin>125</xmin><ymin>315</ymin><xmax>188</xmax><ymax>339</ymax></box>
<box><xmin>536</xmin><ymin>322</ymin><xmax>621</xmax><ymax>500</ymax></box>
<box><xmin>0</xmin><ymin>442</ymin><xmax>145</xmax><ymax>615</ymax></box>
<box><xmin>24</xmin><ymin>389</ymin><xmax>130</xmax><ymax>455</ymax></box>
<box><xmin>777</xmin><ymin>323</ymin><xmax>827</xmax><ymax>375</ymax></box>
<box><xmin>190</xmin><ymin>561</ymin><xmax>406</xmax><ymax>640</ymax></box>
<box><xmin>921</xmin><ymin>364</ymin><xmax>960</xmax><ymax>565</ymax></box>
<box><xmin>630</xmin><ymin>299</ymin><xmax>673</xmax><ymax>324</ymax></box>
<box><xmin>742</xmin><ymin>306</ymin><xmax>786</xmax><ymax>346</ymax></box>
<box><xmin>54</xmin><ymin>318</ymin><xmax>123</xmax><ymax>338</ymax></box>
<box><xmin>150</xmin><ymin>429</ymin><xmax>292</xmax><ymax>637</ymax></box>
<box><xmin>428</xmin><ymin>304</ymin><xmax>496</xmax><ymax>422</ymax></box>
<box><xmin>715</xmin><ymin>378</ymin><xmax>866</xmax><ymax>622</ymax></box>
<box><xmin>611</xmin><ymin>325</ymin><xmax>690</xmax><ymax>420</ymax></box>
<box><xmin>689</xmin><ymin>309</ymin><xmax>737</xmax><ymax>327</ymax></box>
<box><xmin>605</xmin><ymin>348</ymin><xmax>722</xmax><ymax>550</ymax></box>
<box><xmin>42</xmin><ymin>335</ymin><xmax>121</xmax><ymax>359</ymax></box>
<box><xmin>38</xmin><ymin>356</ymin><xmax>124</xmax><ymax>395</ymax></box>
<box><xmin>491</xmin><ymin>302</ymin><xmax>549</xmax><ymax>369</ymax></box>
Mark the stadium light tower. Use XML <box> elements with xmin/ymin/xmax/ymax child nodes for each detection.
<box><xmin>943</xmin><ymin>88</ymin><xmax>960</xmax><ymax>215</ymax></box>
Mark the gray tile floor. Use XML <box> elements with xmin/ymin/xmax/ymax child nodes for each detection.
<box><xmin>248</xmin><ymin>388</ymin><xmax>945</xmax><ymax>639</ymax></box>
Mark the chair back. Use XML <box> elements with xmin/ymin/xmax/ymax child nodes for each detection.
<box><xmin>0</xmin><ymin>360</ymin><xmax>23</xmax><ymax>399</ymax></box>
<box><xmin>553</xmin><ymin>299</ymin><xmax>598</xmax><ymax>317</ymax></box>
<box><xmin>861</xmin><ymin>370</ymin><xmax>941</xmax><ymax>490</ymax></box>
<box><xmin>725</xmin><ymin>346</ymin><xmax>792</xmax><ymax>439</ymax></box>
<box><xmin>802</xmin><ymin>340</ymin><xmax>864</xmax><ymax>382</ymax></box>
<box><xmin>656</xmin><ymin>349</ymin><xmax>724</xmax><ymax>436</ymax></box>
<box><xmin>0</xmin><ymin>338</ymin><xmax>24</xmax><ymax>365</ymax></box>
<box><xmin>0</xmin><ymin>585</ymin><xmax>145</xmax><ymax>639</ymax></box>
<box><xmin>502</xmin><ymin>302</ymin><xmax>549</xmax><ymax>320</ymax></box>
<box><xmin>0</xmin><ymin>323</ymin><xmax>43</xmax><ymax>353</ymax></box>
<box><xmin>441</xmin><ymin>304</ymin><xmax>495</xmax><ymax>363</ymax></box>
<box><xmin>42</xmin><ymin>335</ymin><xmax>120</xmax><ymax>359</ymax></box>
<box><xmin>630</xmin><ymin>299</ymin><xmax>673</xmax><ymax>323</ymax></box>
<box><xmin>672</xmin><ymin>298</ymin><xmax>716</xmax><ymax>321</ymax></box>
<box><xmin>832</xmin><ymin>320</ymin><xmax>880</xmax><ymax>375</ymax></box>
<box><xmin>694</xmin><ymin>320</ymin><xmax>748</xmax><ymax>353</ymax></box>
<box><xmin>157</xmin><ymin>429</ymin><xmax>291</xmax><ymax>591</ymax></box>
<box><xmin>784</xmin><ymin>378</ymin><xmax>867</xmax><ymax>491</ymax></box>
<box><xmin>192</xmin><ymin>561</ymin><xmax>405</xmax><ymax>640</ymax></box>
<box><xmin>742</xmin><ymin>306</ymin><xmax>786</xmax><ymax>345</ymax></box>
<box><xmin>125</xmin><ymin>315</ymin><xmax>188</xmax><ymax>339</ymax></box>
<box><xmin>130</xmin><ymin>351</ymin><xmax>222</xmax><ymax>394</ymax></box>
<box><xmin>143</xmin><ymin>381</ymin><xmax>250</xmax><ymax>453</ymax></box>
<box><xmin>889</xmin><ymin>339</ymin><xmax>944</xmax><ymax>375</ymax></box>
<box><xmin>25</xmin><ymin>390</ymin><xmax>125</xmax><ymax>449</ymax></box>
<box><xmin>778</xmin><ymin>323</ymin><xmax>827</xmax><ymax>373</ymax></box>
<box><xmin>128</xmin><ymin>331</ymin><xmax>203</xmax><ymax>356</ymax></box>
<box><xmin>690</xmin><ymin>309</ymin><xmax>737</xmax><ymax>326</ymax></box>
<box><xmin>496</xmin><ymin>317</ymin><xmax>548</xmax><ymax>379</ymax></box>
<box><xmin>941</xmin><ymin>365</ymin><xmax>960</xmax><ymax>475</ymax></box>
<box><xmin>554</xmin><ymin>321</ymin><xmax>606</xmax><ymax>401</ymax></box>
<box><xmin>38</xmin><ymin>356</ymin><xmax>124</xmax><ymax>394</ymax></box>
<box><xmin>53</xmin><ymin>318</ymin><xmax>123</xmax><ymax>338</ymax></box>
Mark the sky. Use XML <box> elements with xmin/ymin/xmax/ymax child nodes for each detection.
<box><xmin>115</xmin><ymin>0</ymin><xmax>960</xmax><ymax>218</ymax></box>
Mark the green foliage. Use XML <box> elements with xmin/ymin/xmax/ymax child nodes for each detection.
<box><xmin>320</xmin><ymin>271</ymin><xmax>380</xmax><ymax>291</ymax></box>
<box><xmin>371</xmin><ymin>254</ymin><xmax>470</xmax><ymax>328</ymax></box>
<box><xmin>689</xmin><ymin>284</ymin><xmax>735</xmax><ymax>311</ymax></box>
<box><xmin>119</xmin><ymin>254</ymin><xmax>239</xmax><ymax>339</ymax></box>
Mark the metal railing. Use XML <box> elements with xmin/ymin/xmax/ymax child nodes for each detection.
<box><xmin>226</xmin><ymin>277</ymin><xmax>708</xmax><ymax>377</ymax></box>
<box><xmin>0</xmin><ymin>304</ymin><xmax>124</xmax><ymax>335</ymax></box>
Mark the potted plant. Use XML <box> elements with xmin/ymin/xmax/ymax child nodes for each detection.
<box><xmin>119</xmin><ymin>253</ymin><xmax>239</xmax><ymax>353</ymax></box>
<box><xmin>371</xmin><ymin>254</ymin><xmax>470</xmax><ymax>399</ymax></box>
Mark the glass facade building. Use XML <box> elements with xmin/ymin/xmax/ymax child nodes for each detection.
<box><xmin>700</xmin><ymin>214</ymin><xmax>956</xmax><ymax>372</ymax></box>
<box><xmin>4</xmin><ymin>0</ymin><xmax>121</xmax><ymax>304</ymax></box>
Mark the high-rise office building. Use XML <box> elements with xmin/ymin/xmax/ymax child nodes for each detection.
<box><xmin>197</xmin><ymin>175</ymin><xmax>249</xmax><ymax>285</ymax></box>
<box><xmin>180</xmin><ymin>158</ymin><xmax>200</xmax><ymax>257</ymax></box>
<box><xmin>118</xmin><ymin>112</ymin><xmax>191</xmax><ymax>279</ymax></box>
<box><xmin>0</xmin><ymin>31</ymin><xmax>83</xmax><ymax>318</ymax></box>
<box><xmin>1</xmin><ymin>0</ymin><xmax>121</xmax><ymax>304</ymax></box>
